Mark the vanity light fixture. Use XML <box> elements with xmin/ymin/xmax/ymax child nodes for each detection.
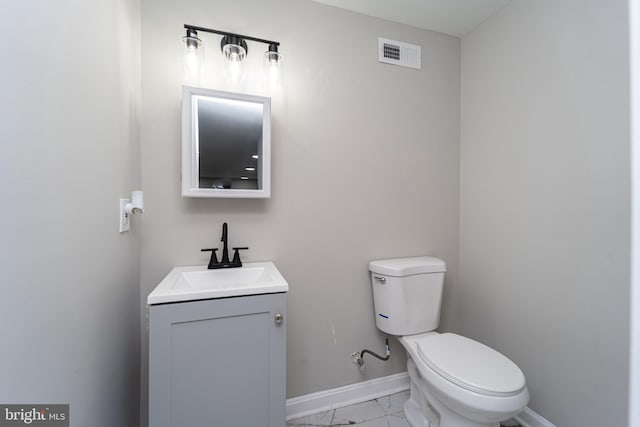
<box><xmin>182</xmin><ymin>25</ymin><xmax>282</xmax><ymax>88</ymax></box>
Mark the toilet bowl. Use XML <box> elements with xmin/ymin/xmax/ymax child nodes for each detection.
<box><xmin>400</xmin><ymin>333</ymin><xmax>529</xmax><ymax>427</ymax></box>
<box><xmin>369</xmin><ymin>257</ymin><xmax>529</xmax><ymax>427</ymax></box>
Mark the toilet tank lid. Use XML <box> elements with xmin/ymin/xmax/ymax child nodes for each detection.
<box><xmin>369</xmin><ymin>256</ymin><xmax>446</xmax><ymax>276</ymax></box>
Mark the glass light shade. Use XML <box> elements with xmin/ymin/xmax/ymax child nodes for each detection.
<box><xmin>182</xmin><ymin>35</ymin><xmax>204</xmax><ymax>85</ymax></box>
<box><xmin>222</xmin><ymin>43</ymin><xmax>247</xmax><ymax>62</ymax></box>
<box><xmin>263</xmin><ymin>50</ymin><xmax>283</xmax><ymax>89</ymax></box>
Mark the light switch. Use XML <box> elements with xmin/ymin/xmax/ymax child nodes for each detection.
<box><xmin>119</xmin><ymin>198</ymin><xmax>130</xmax><ymax>233</ymax></box>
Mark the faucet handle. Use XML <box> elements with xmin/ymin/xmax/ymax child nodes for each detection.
<box><xmin>201</xmin><ymin>248</ymin><xmax>219</xmax><ymax>269</ymax></box>
<box><xmin>231</xmin><ymin>247</ymin><xmax>249</xmax><ymax>266</ymax></box>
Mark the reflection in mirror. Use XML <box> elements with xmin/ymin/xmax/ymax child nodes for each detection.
<box><xmin>182</xmin><ymin>87</ymin><xmax>271</xmax><ymax>198</ymax></box>
<box><xmin>197</xmin><ymin>96</ymin><xmax>262</xmax><ymax>190</ymax></box>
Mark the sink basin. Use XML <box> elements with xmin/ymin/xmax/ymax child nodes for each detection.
<box><xmin>147</xmin><ymin>262</ymin><xmax>289</xmax><ymax>305</ymax></box>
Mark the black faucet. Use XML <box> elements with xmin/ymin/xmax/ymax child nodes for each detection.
<box><xmin>201</xmin><ymin>222</ymin><xmax>249</xmax><ymax>269</ymax></box>
<box><xmin>220</xmin><ymin>222</ymin><xmax>230</xmax><ymax>264</ymax></box>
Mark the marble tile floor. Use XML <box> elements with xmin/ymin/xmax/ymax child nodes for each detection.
<box><xmin>286</xmin><ymin>390</ymin><xmax>523</xmax><ymax>427</ymax></box>
<box><xmin>286</xmin><ymin>390</ymin><xmax>411</xmax><ymax>427</ymax></box>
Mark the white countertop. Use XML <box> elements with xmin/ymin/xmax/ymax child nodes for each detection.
<box><xmin>147</xmin><ymin>262</ymin><xmax>289</xmax><ymax>305</ymax></box>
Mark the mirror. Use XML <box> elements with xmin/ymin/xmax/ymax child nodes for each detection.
<box><xmin>182</xmin><ymin>86</ymin><xmax>271</xmax><ymax>198</ymax></box>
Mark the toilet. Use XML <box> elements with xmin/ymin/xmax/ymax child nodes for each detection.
<box><xmin>369</xmin><ymin>256</ymin><xmax>529</xmax><ymax>427</ymax></box>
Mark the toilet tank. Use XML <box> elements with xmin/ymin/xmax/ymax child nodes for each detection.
<box><xmin>369</xmin><ymin>256</ymin><xmax>446</xmax><ymax>336</ymax></box>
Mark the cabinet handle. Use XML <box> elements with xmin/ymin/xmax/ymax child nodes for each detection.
<box><xmin>275</xmin><ymin>313</ymin><xmax>283</xmax><ymax>325</ymax></box>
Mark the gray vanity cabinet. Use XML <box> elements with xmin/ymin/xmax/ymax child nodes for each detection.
<box><xmin>148</xmin><ymin>292</ymin><xmax>287</xmax><ymax>427</ymax></box>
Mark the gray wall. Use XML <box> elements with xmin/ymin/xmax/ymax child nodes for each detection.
<box><xmin>0</xmin><ymin>1</ymin><xmax>634</xmax><ymax>426</ymax></box>
<box><xmin>460</xmin><ymin>1</ymin><xmax>630</xmax><ymax>425</ymax></box>
<box><xmin>140</xmin><ymin>0</ymin><xmax>460</xmax><ymax>417</ymax></box>
<box><xmin>632</xmin><ymin>1</ymin><xmax>640</xmax><ymax>424</ymax></box>
<box><xmin>0</xmin><ymin>1</ymin><xmax>635</xmax><ymax>426</ymax></box>
<box><xmin>0</xmin><ymin>1</ymin><xmax>141</xmax><ymax>426</ymax></box>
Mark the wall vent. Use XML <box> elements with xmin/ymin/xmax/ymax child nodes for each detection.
<box><xmin>378</xmin><ymin>37</ymin><xmax>421</xmax><ymax>70</ymax></box>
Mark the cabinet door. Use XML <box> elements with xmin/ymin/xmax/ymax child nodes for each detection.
<box><xmin>149</xmin><ymin>293</ymin><xmax>286</xmax><ymax>427</ymax></box>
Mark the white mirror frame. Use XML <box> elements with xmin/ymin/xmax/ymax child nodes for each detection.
<box><xmin>181</xmin><ymin>86</ymin><xmax>271</xmax><ymax>198</ymax></box>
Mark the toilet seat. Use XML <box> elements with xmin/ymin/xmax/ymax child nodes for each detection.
<box><xmin>414</xmin><ymin>333</ymin><xmax>526</xmax><ymax>397</ymax></box>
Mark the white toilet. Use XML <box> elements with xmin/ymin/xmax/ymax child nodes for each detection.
<box><xmin>369</xmin><ymin>256</ymin><xmax>529</xmax><ymax>427</ymax></box>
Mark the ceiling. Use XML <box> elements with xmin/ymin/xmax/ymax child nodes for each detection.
<box><xmin>310</xmin><ymin>0</ymin><xmax>512</xmax><ymax>37</ymax></box>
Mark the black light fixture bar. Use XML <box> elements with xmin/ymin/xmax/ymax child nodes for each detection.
<box><xmin>184</xmin><ymin>24</ymin><xmax>279</xmax><ymax>48</ymax></box>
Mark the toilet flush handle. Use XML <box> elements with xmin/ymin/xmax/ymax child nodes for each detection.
<box><xmin>373</xmin><ymin>276</ymin><xmax>386</xmax><ymax>284</ymax></box>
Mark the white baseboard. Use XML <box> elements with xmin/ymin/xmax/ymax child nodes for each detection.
<box><xmin>286</xmin><ymin>372</ymin><xmax>410</xmax><ymax>420</ymax></box>
<box><xmin>286</xmin><ymin>372</ymin><xmax>555</xmax><ymax>427</ymax></box>
<box><xmin>514</xmin><ymin>406</ymin><xmax>556</xmax><ymax>427</ymax></box>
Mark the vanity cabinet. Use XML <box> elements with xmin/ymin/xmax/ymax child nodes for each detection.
<box><xmin>148</xmin><ymin>292</ymin><xmax>286</xmax><ymax>427</ymax></box>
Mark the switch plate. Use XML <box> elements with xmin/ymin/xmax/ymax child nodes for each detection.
<box><xmin>119</xmin><ymin>198</ymin><xmax>130</xmax><ymax>233</ymax></box>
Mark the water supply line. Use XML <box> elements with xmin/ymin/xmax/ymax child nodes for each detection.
<box><xmin>352</xmin><ymin>338</ymin><xmax>390</xmax><ymax>369</ymax></box>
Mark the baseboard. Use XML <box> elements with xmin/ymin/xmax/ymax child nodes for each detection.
<box><xmin>286</xmin><ymin>373</ymin><xmax>555</xmax><ymax>427</ymax></box>
<box><xmin>285</xmin><ymin>372</ymin><xmax>410</xmax><ymax>420</ymax></box>
<box><xmin>514</xmin><ymin>406</ymin><xmax>556</xmax><ymax>427</ymax></box>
